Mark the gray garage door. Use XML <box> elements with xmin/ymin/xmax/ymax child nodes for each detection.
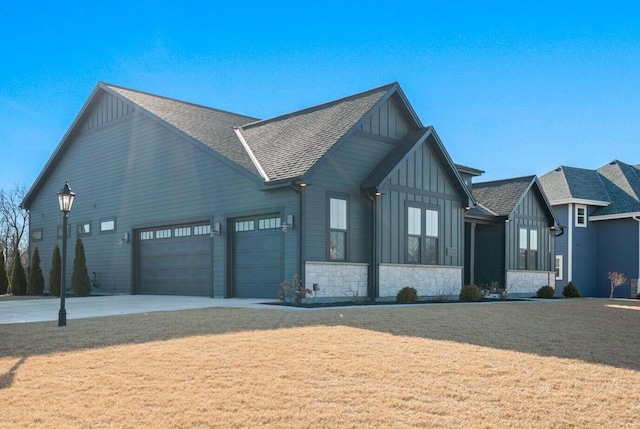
<box><xmin>137</xmin><ymin>223</ymin><xmax>213</xmax><ymax>296</ymax></box>
<box><xmin>232</xmin><ymin>215</ymin><xmax>284</xmax><ymax>298</ymax></box>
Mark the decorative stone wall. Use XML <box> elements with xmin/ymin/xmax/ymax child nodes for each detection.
<box><xmin>506</xmin><ymin>270</ymin><xmax>555</xmax><ymax>295</ymax></box>
<box><xmin>378</xmin><ymin>264</ymin><xmax>463</xmax><ymax>298</ymax></box>
<box><xmin>305</xmin><ymin>261</ymin><xmax>369</xmax><ymax>299</ymax></box>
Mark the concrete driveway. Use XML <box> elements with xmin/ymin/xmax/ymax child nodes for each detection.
<box><xmin>0</xmin><ymin>295</ymin><xmax>278</xmax><ymax>324</ymax></box>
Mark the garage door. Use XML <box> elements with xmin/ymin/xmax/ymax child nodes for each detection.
<box><xmin>232</xmin><ymin>215</ymin><xmax>284</xmax><ymax>298</ymax></box>
<box><xmin>137</xmin><ymin>223</ymin><xmax>213</xmax><ymax>296</ymax></box>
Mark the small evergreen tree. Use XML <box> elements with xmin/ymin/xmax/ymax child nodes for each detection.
<box><xmin>27</xmin><ymin>247</ymin><xmax>45</xmax><ymax>295</ymax></box>
<box><xmin>0</xmin><ymin>248</ymin><xmax>8</xmax><ymax>295</ymax></box>
<box><xmin>49</xmin><ymin>244</ymin><xmax>61</xmax><ymax>297</ymax></box>
<box><xmin>10</xmin><ymin>250</ymin><xmax>27</xmax><ymax>295</ymax></box>
<box><xmin>71</xmin><ymin>237</ymin><xmax>91</xmax><ymax>297</ymax></box>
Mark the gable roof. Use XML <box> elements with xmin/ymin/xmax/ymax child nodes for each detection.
<box><xmin>538</xmin><ymin>166</ymin><xmax>610</xmax><ymax>206</ymax></box>
<box><xmin>361</xmin><ymin>127</ymin><xmax>475</xmax><ymax>205</ymax></box>
<box><xmin>591</xmin><ymin>160</ymin><xmax>640</xmax><ymax>217</ymax></box>
<box><xmin>237</xmin><ymin>83</ymin><xmax>399</xmax><ymax>182</ymax></box>
<box><xmin>472</xmin><ymin>176</ymin><xmax>538</xmax><ymax>217</ymax></box>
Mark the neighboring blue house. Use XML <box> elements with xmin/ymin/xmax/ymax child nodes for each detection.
<box><xmin>459</xmin><ymin>168</ymin><xmax>558</xmax><ymax>296</ymax></box>
<box><xmin>539</xmin><ymin>160</ymin><xmax>640</xmax><ymax>297</ymax></box>
<box><xmin>22</xmin><ymin>81</ymin><xmax>475</xmax><ymax>300</ymax></box>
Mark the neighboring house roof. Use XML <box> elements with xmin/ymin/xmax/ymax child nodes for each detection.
<box><xmin>538</xmin><ymin>166</ymin><xmax>610</xmax><ymax>206</ymax></box>
<box><xmin>237</xmin><ymin>83</ymin><xmax>397</xmax><ymax>182</ymax></box>
<box><xmin>361</xmin><ymin>127</ymin><xmax>475</xmax><ymax>206</ymax></box>
<box><xmin>539</xmin><ymin>160</ymin><xmax>640</xmax><ymax>219</ymax></box>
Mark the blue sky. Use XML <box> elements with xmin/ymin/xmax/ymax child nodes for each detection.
<box><xmin>2</xmin><ymin>1</ymin><xmax>639</xmax><ymax>193</ymax></box>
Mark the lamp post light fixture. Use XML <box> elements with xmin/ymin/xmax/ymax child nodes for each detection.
<box><xmin>57</xmin><ymin>180</ymin><xmax>75</xmax><ymax>327</ymax></box>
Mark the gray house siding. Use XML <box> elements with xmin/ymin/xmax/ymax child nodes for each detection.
<box><xmin>304</xmin><ymin>133</ymin><xmax>396</xmax><ymax>263</ymax></box>
<box><xmin>595</xmin><ymin>218</ymin><xmax>640</xmax><ymax>297</ymax></box>
<box><xmin>378</xmin><ymin>139</ymin><xmax>464</xmax><ymax>266</ymax></box>
<box><xmin>570</xmin><ymin>205</ymin><xmax>598</xmax><ymax>296</ymax></box>
<box><xmin>28</xmin><ymin>98</ymin><xmax>299</xmax><ymax>297</ymax></box>
<box><xmin>358</xmin><ymin>97</ymin><xmax>409</xmax><ymax>140</ymax></box>
<box><xmin>553</xmin><ymin>204</ymin><xmax>569</xmax><ymax>292</ymax></box>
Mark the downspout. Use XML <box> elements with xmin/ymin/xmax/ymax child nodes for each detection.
<box><xmin>567</xmin><ymin>205</ymin><xmax>573</xmax><ymax>283</ymax></box>
<box><xmin>633</xmin><ymin>215</ymin><xmax>640</xmax><ymax>286</ymax></box>
<box><xmin>366</xmin><ymin>192</ymin><xmax>378</xmax><ymax>301</ymax></box>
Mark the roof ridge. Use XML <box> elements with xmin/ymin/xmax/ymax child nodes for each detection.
<box><xmin>473</xmin><ymin>175</ymin><xmax>536</xmax><ymax>187</ymax></box>
<box><xmin>240</xmin><ymin>82</ymin><xmax>397</xmax><ymax>130</ymax></box>
<box><xmin>100</xmin><ymin>81</ymin><xmax>259</xmax><ymax>122</ymax></box>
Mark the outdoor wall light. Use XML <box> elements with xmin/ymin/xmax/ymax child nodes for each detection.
<box><xmin>56</xmin><ymin>180</ymin><xmax>75</xmax><ymax>327</ymax></box>
<box><xmin>282</xmin><ymin>214</ymin><xmax>294</xmax><ymax>232</ymax></box>
<box><xmin>118</xmin><ymin>232</ymin><xmax>129</xmax><ymax>245</ymax></box>
<box><xmin>211</xmin><ymin>222</ymin><xmax>222</xmax><ymax>236</ymax></box>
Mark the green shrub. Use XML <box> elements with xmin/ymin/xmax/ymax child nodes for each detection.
<box><xmin>396</xmin><ymin>287</ymin><xmax>418</xmax><ymax>303</ymax></box>
<box><xmin>536</xmin><ymin>285</ymin><xmax>556</xmax><ymax>299</ymax></box>
<box><xmin>27</xmin><ymin>247</ymin><xmax>45</xmax><ymax>295</ymax></box>
<box><xmin>49</xmin><ymin>244</ymin><xmax>61</xmax><ymax>296</ymax></box>
<box><xmin>10</xmin><ymin>251</ymin><xmax>27</xmax><ymax>295</ymax></box>
<box><xmin>0</xmin><ymin>248</ymin><xmax>8</xmax><ymax>295</ymax></box>
<box><xmin>459</xmin><ymin>284</ymin><xmax>481</xmax><ymax>302</ymax></box>
<box><xmin>562</xmin><ymin>281</ymin><xmax>580</xmax><ymax>298</ymax></box>
<box><xmin>71</xmin><ymin>237</ymin><xmax>91</xmax><ymax>297</ymax></box>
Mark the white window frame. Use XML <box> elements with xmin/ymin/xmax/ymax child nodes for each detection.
<box><xmin>100</xmin><ymin>218</ymin><xmax>116</xmax><ymax>233</ymax></box>
<box><xmin>575</xmin><ymin>204</ymin><xmax>587</xmax><ymax>228</ymax></box>
<box><xmin>555</xmin><ymin>255</ymin><xmax>563</xmax><ymax>280</ymax></box>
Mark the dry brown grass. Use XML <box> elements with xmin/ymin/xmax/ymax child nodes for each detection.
<box><xmin>1</xmin><ymin>298</ymin><xmax>640</xmax><ymax>428</ymax></box>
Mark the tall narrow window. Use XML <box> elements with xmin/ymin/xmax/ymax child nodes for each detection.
<box><xmin>407</xmin><ymin>207</ymin><xmax>421</xmax><ymax>264</ymax></box>
<box><xmin>575</xmin><ymin>205</ymin><xmax>587</xmax><ymax>227</ymax></box>
<box><xmin>406</xmin><ymin>206</ymin><xmax>439</xmax><ymax>265</ymax></box>
<box><xmin>528</xmin><ymin>229</ymin><xmax>538</xmax><ymax>270</ymax></box>
<box><xmin>555</xmin><ymin>255</ymin><xmax>563</xmax><ymax>280</ymax></box>
<box><xmin>425</xmin><ymin>209</ymin><xmax>439</xmax><ymax>264</ymax></box>
<box><xmin>518</xmin><ymin>228</ymin><xmax>528</xmax><ymax>270</ymax></box>
<box><xmin>329</xmin><ymin>197</ymin><xmax>347</xmax><ymax>260</ymax></box>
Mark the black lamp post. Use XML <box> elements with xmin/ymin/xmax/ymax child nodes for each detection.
<box><xmin>57</xmin><ymin>180</ymin><xmax>75</xmax><ymax>327</ymax></box>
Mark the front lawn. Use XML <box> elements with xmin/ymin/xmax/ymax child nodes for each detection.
<box><xmin>1</xmin><ymin>299</ymin><xmax>639</xmax><ymax>428</ymax></box>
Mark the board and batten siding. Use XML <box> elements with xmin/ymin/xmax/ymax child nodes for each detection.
<box><xmin>28</xmin><ymin>94</ymin><xmax>299</xmax><ymax>297</ymax></box>
<box><xmin>358</xmin><ymin>96</ymin><xmax>409</xmax><ymax>140</ymax></box>
<box><xmin>505</xmin><ymin>189</ymin><xmax>555</xmax><ymax>272</ymax></box>
<box><xmin>377</xmin><ymin>136</ymin><xmax>465</xmax><ymax>266</ymax></box>
<box><xmin>304</xmin><ymin>133</ymin><xmax>395</xmax><ymax>263</ymax></box>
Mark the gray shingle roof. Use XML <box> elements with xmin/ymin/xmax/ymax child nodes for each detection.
<box><xmin>104</xmin><ymin>84</ymin><xmax>261</xmax><ymax>176</ymax></box>
<box><xmin>472</xmin><ymin>176</ymin><xmax>537</xmax><ymax>216</ymax></box>
<box><xmin>538</xmin><ymin>166</ymin><xmax>610</xmax><ymax>204</ymax></box>
<box><xmin>592</xmin><ymin>160</ymin><xmax>640</xmax><ymax>215</ymax></box>
<box><xmin>237</xmin><ymin>84</ymin><xmax>395</xmax><ymax>181</ymax></box>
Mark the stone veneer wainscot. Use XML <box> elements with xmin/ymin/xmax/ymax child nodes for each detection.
<box><xmin>379</xmin><ymin>263</ymin><xmax>463</xmax><ymax>298</ymax></box>
<box><xmin>305</xmin><ymin>261</ymin><xmax>369</xmax><ymax>299</ymax></box>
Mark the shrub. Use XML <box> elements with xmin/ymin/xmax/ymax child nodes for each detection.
<box><xmin>459</xmin><ymin>284</ymin><xmax>481</xmax><ymax>302</ymax></box>
<box><xmin>71</xmin><ymin>237</ymin><xmax>91</xmax><ymax>297</ymax></box>
<box><xmin>0</xmin><ymin>248</ymin><xmax>8</xmax><ymax>295</ymax></box>
<box><xmin>536</xmin><ymin>285</ymin><xmax>556</xmax><ymax>299</ymax></box>
<box><xmin>278</xmin><ymin>274</ymin><xmax>311</xmax><ymax>305</ymax></box>
<box><xmin>562</xmin><ymin>281</ymin><xmax>580</xmax><ymax>298</ymax></box>
<box><xmin>27</xmin><ymin>247</ymin><xmax>45</xmax><ymax>295</ymax></box>
<box><xmin>49</xmin><ymin>244</ymin><xmax>61</xmax><ymax>296</ymax></box>
<box><xmin>10</xmin><ymin>251</ymin><xmax>27</xmax><ymax>295</ymax></box>
<box><xmin>396</xmin><ymin>287</ymin><xmax>418</xmax><ymax>303</ymax></box>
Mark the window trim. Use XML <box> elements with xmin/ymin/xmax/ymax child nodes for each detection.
<box><xmin>31</xmin><ymin>228</ymin><xmax>43</xmax><ymax>242</ymax></box>
<box><xmin>77</xmin><ymin>221</ymin><xmax>92</xmax><ymax>237</ymax></box>
<box><xmin>327</xmin><ymin>193</ymin><xmax>349</xmax><ymax>261</ymax></box>
<box><xmin>100</xmin><ymin>218</ymin><xmax>117</xmax><ymax>234</ymax></box>
<box><xmin>405</xmin><ymin>203</ymin><xmax>440</xmax><ymax>265</ymax></box>
<box><xmin>518</xmin><ymin>226</ymin><xmax>539</xmax><ymax>270</ymax></box>
<box><xmin>575</xmin><ymin>204</ymin><xmax>587</xmax><ymax>228</ymax></box>
<box><xmin>57</xmin><ymin>224</ymin><xmax>71</xmax><ymax>239</ymax></box>
<box><xmin>555</xmin><ymin>255</ymin><xmax>563</xmax><ymax>280</ymax></box>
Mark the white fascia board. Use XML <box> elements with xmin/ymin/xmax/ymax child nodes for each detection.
<box><xmin>590</xmin><ymin>212</ymin><xmax>640</xmax><ymax>221</ymax></box>
<box><xmin>234</xmin><ymin>128</ymin><xmax>269</xmax><ymax>181</ymax></box>
<box><xmin>549</xmin><ymin>198</ymin><xmax>610</xmax><ymax>207</ymax></box>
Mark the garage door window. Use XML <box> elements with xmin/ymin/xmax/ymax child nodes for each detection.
<box><xmin>258</xmin><ymin>217</ymin><xmax>281</xmax><ymax>230</ymax></box>
<box><xmin>174</xmin><ymin>226</ymin><xmax>191</xmax><ymax>237</ymax></box>
<box><xmin>193</xmin><ymin>224</ymin><xmax>211</xmax><ymax>236</ymax></box>
<box><xmin>155</xmin><ymin>229</ymin><xmax>171</xmax><ymax>239</ymax></box>
<box><xmin>140</xmin><ymin>230</ymin><xmax>154</xmax><ymax>240</ymax></box>
<box><xmin>235</xmin><ymin>220</ymin><xmax>255</xmax><ymax>232</ymax></box>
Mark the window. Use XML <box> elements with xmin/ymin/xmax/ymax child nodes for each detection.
<box><xmin>234</xmin><ymin>220</ymin><xmax>255</xmax><ymax>232</ymax></box>
<box><xmin>575</xmin><ymin>204</ymin><xmax>587</xmax><ymax>227</ymax></box>
<box><xmin>518</xmin><ymin>227</ymin><xmax>539</xmax><ymax>270</ymax></box>
<box><xmin>77</xmin><ymin>222</ymin><xmax>91</xmax><ymax>236</ymax></box>
<box><xmin>31</xmin><ymin>229</ymin><xmax>43</xmax><ymax>241</ymax></box>
<box><xmin>555</xmin><ymin>255</ymin><xmax>563</xmax><ymax>280</ymax></box>
<box><xmin>155</xmin><ymin>228</ymin><xmax>171</xmax><ymax>239</ymax></box>
<box><xmin>193</xmin><ymin>224</ymin><xmax>211</xmax><ymax>236</ymax></box>
<box><xmin>258</xmin><ymin>217</ymin><xmax>281</xmax><ymax>230</ymax></box>
<box><xmin>140</xmin><ymin>230</ymin><xmax>154</xmax><ymax>240</ymax></box>
<box><xmin>100</xmin><ymin>219</ymin><xmax>116</xmax><ymax>233</ymax></box>
<box><xmin>329</xmin><ymin>197</ymin><xmax>348</xmax><ymax>260</ymax></box>
<box><xmin>57</xmin><ymin>225</ymin><xmax>71</xmax><ymax>238</ymax></box>
<box><xmin>174</xmin><ymin>226</ymin><xmax>191</xmax><ymax>237</ymax></box>
<box><xmin>406</xmin><ymin>206</ymin><xmax>439</xmax><ymax>265</ymax></box>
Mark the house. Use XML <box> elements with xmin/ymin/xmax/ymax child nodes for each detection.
<box><xmin>21</xmin><ymin>81</ymin><xmax>476</xmax><ymax>300</ymax></box>
<box><xmin>539</xmin><ymin>160</ymin><xmax>640</xmax><ymax>297</ymax></box>
<box><xmin>460</xmin><ymin>168</ymin><xmax>559</xmax><ymax>296</ymax></box>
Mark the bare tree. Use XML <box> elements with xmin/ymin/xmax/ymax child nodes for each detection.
<box><xmin>608</xmin><ymin>271</ymin><xmax>627</xmax><ymax>299</ymax></box>
<box><xmin>0</xmin><ymin>184</ymin><xmax>29</xmax><ymax>275</ymax></box>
